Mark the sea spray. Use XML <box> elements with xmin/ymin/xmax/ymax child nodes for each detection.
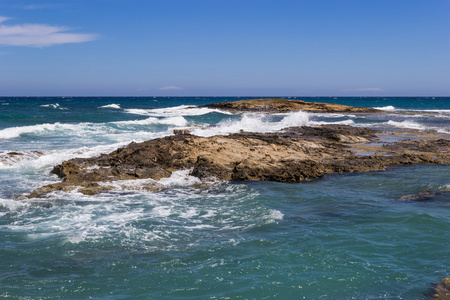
<box><xmin>99</xmin><ymin>104</ymin><xmax>121</xmax><ymax>109</ymax></box>
<box><xmin>191</xmin><ymin>111</ymin><xmax>310</xmax><ymax>137</ymax></box>
<box><xmin>124</xmin><ymin>105</ymin><xmax>232</xmax><ymax>117</ymax></box>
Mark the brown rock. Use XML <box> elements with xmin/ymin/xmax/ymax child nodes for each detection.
<box><xmin>427</xmin><ymin>278</ymin><xmax>450</xmax><ymax>300</ymax></box>
<box><xmin>203</xmin><ymin>98</ymin><xmax>381</xmax><ymax>114</ymax></box>
<box><xmin>28</xmin><ymin>124</ymin><xmax>450</xmax><ymax>197</ymax></box>
<box><xmin>399</xmin><ymin>190</ymin><xmax>450</xmax><ymax>202</ymax></box>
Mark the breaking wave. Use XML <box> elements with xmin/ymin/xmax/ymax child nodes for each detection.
<box><xmin>0</xmin><ymin>144</ymin><xmax>126</xmax><ymax>170</ymax></box>
<box><xmin>124</xmin><ymin>105</ymin><xmax>232</xmax><ymax>117</ymax></box>
<box><xmin>386</xmin><ymin>120</ymin><xmax>449</xmax><ymax>133</ymax></box>
<box><xmin>0</xmin><ymin>116</ymin><xmax>187</xmax><ymax>140</ymax></box>
<box><xmin>374</xmin><ymin>105</ymin><xmax>396</xmax><ymax>111</ymax></box>
<box><xmin>0</xmin><ymin>123</ymin><xmax>80</xmax><ymax>139</ymax></box>
<box><xmin>39</xmin><ymin>103</ymin><xmax>68</xmax><ymax>110</ymax></box>
<box><xmin>191</xmin><ymin>111</ymin><xmax>310</xmax><ymax>137</ymax></box>
<box><xmin>99</xmin><ymin>103</ymin><xmax>121</xmax><ymax>109</ymax></box>
<box><xmin>113</xmin><ymin>116</ymin><xmax>187</xmax><ymax>127</ymax></box>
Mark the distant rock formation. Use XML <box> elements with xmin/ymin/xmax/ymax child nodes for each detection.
<box><xmin>202</xmin><ymin>98</ymin><xmax>381</xmax><ymax>113</ymax></box>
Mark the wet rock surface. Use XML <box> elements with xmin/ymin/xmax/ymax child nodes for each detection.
<box><xmin>427</xmin><ymin>278</ymin><xmax>450</xmax><ymax>300</ymax></box>
<box><xmin>399</xmin><ymin>190</ymin><xmax>450</xmax><ymax>201</ymax></box>
<box><xmin>202</xmin><ymin>98</ymin><xmax>381</xmax><ymax>113</ymax></box>
<box><xmin>28</xmin><ymin>124</ymin><xmax>450</xmax><ymax>197</ymax></box>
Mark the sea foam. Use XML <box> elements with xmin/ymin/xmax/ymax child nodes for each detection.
<box><xmin>99</xmin><ymin>103</ymin><xmax>121</xmax><ymax>109</ymax></box>
<box><xmin>374</xmin><ymin>105</ymin><xmax>396</xmax><ymax>111</ymax></box>
<box><xmin>113</xmin><ymin>116</ymin><xmax>187</xmax><ymax>127</ymax></box>
<box><xmin>0</xmin><ymin>116</ymin><xmax>187</xmax><ymax>141</ymax></box>
<box><xmin>0</xmin><ymin>143</ymin><xmax>127</xmax><ymax>170</ymax></box>
<box><xmin>0</xmin><ymin>123</ymin><xmax>79</xmax><ymax>139</ymax></box>
<box><xmin>191</xmin><ymin>111</ymin><xmax>310</xmax><ymax>137</ymax></box>
<box><xmin>124</xmin><ymin>105</ymin><xmax>232</xmax><ymax>117</ymax></box>
<box><xmin>387</xmin><ymin>120</ymin><xmax>428</xmax><ymax>131</ymax></box>
<box><xmin>39</xmin><ymin>103</ymin><xmax>68</xmax><ymax>110</ymax></box>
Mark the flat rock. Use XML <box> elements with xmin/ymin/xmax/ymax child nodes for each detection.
<box><xmin>202</xmin><ymin>98</ymin><xmax>381</xmax><ymax>113</ymax></box>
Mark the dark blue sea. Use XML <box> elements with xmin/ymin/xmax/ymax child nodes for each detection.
<box><xmin>0</xmin><ymin>97</ymin><xmax>449</xmax><ymax>299</ymax></box>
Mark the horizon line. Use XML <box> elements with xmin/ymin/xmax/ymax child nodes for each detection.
<box><xmin>1</xmin><ymin>95</ymin><xmax>449</xmax><ymax>98</ymax></box>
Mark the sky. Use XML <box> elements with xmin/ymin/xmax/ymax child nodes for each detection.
<box><xmin>0</xmin><ymin>0</ymin><xmax>449</xmax><ymax>97</ymax></box>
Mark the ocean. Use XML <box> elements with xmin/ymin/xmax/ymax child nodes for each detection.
<box><xmin>0</xmin><ymin>97</ymin><xmax>449</xmax><ymax>299</ymax></box>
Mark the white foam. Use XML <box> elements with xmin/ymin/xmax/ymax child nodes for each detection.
<box><xmin>0</xmin><ymin>122</ymin><xmax>80</xmax><ymax>139</ymax></box>
<box><xmin>0</xmin><ymin>151</ymin><xmax>44</xmax><ymax>168</ymax></box>
<box><xmin>0</xmin><ymin>143</ymin><xmax>127</xmax><ymax>170</ymax></box>
<box><xmin>374</xmin><ymin>105</ymin><xmax>396</xmax><ymax>111</ymax></box>
<box><xmin>387</xmin><ymin>120</ymin><xmax>427</xmax><ymax>131</ymax></box>
<box><xmin>0</xmin><ymin>197</ymin><xmax>27</xmax><ymax>213</ymax></box>
<box><xmin>413</xmin><ymin>109</ymin><xmax>450</xmax><ymax>114</ymax></box>
<box><xmin>2</xmin><ymin>180</ymin><xmax>285</xmax><ymax>248</ymax></box>
<box><xmin>191</xmin><ymin>111</ymin><xmax>310</xmax><ymax>137</ymax></box>
<box><xmin>385</xmin><ymin>120</ymin><xmax>450</xmax><ymax>134</ymax></box>
<box><xmin>310</xmin><ymin>119</ymin><xmax>356</xmax><ymax>126</ymax></box>
<box><xmin>267</xmin><ymin>209</ymin><xmax>284</xmax><ymax>222</ymax></box>
<box><xmin>124</xmin><ymin>105</ymin><xmax>232</xmax><ymax>117</ymax></box>
<box><xmin>159</xmin><ymin>169</ymin><xmax>202</xmax><ymax>187</ymax></box>
<box><xmin>99</xmin><ymin>104</ymin><xmax>121</xmax><ymax>109</ymax></box>
<box><xmin>113</xmin><ymin>116</ymin><xmax>188</xmax><ymax>127</ymax></box>
<box><xmin>39</xmin><ymin>103</ymin><xmax>68</xmax><ymax>110</ymax></box>
<box><xmin>98</xmin><ymin>178</ymin><xmax>160</xmax><ymax>192</ymax></box>
<box><xmin>0</xmin><ymin>115</ymin><xmax>186</xmax><ymax>141</ymax></box>
<box><xmin>312</xmin><ymin>113</ymin><xmax>356</xmax><ymax>118</ymax></box>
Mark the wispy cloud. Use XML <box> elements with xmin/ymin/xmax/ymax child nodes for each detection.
<box><xmin>159</xmin><ymin>86</ymin><xmax>183</xmax><ymax>91</ymax></box>
<box><xmin>23</xmin><ymin>4</ymin><xmax>60</xmax><ymax>10</ymax></box>
<box><xmin>0</xmin><ymin>16</ymin><xmax>10</xmax><ymax>23</ymax></box>
<box><xmin>0</xmin><ymin>16</ymin><xmax>98</xmax><ymax>47</ymax></box>
<box><xmin>343</xmin><ymin>88</ymin><xmax>385</xmax><ymax>92</ymax></box>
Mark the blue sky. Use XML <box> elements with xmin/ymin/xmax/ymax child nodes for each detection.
<box><xmin>0</xmin><ymin>0</ymin><xmax>449</xmax><ymax>96</ymax></box>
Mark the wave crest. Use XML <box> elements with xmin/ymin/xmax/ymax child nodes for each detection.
<box><xmin>191</xmin><ymin>111</ymin><xmax>310</xmax><ymax>137</ymax></box>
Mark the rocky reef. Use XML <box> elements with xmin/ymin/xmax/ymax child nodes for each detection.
<box><xmin>28</xmin><ymin>124</ymin><xmax>450</xmax><ymax>197</ymax></box>
<box><xmin>202</xmin><ymin>98</ymin><xmax>381</xmax><ymax>113</ymax></box>
<box><xmin>427</xmin><ymin>278</ymin><xmax>450</xmax><ymax>300</ymax></box>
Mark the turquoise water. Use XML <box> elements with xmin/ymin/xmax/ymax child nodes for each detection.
<box><xmin>0</xmin><ymin>97</ymin><xmax>449</xmax><ymax>299</ymax></box>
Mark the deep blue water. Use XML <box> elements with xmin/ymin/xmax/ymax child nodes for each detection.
<box><xmin>0</xmin><ymin>97</ymin><xmax>449</xmax><ymax>299</ymax></box>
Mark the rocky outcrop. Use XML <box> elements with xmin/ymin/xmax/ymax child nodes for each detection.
<box><xmin>28</xmin><ymin>125</ymin><xmax>450</xmax><ymax>197</ymax></box>
<box><xmin>427</xmin><ymin>278</ymin><xmax>450</xmax><ymax>299</ymax></box>
<box><xmin>399</xmin><ymin>190</ymin><xmax>450</xmax><ymax>201</ymax></box>
<box><xmin>202</xmin><ymin>98</ymin><xmax>381</xmax><ymax>113</ymax></box>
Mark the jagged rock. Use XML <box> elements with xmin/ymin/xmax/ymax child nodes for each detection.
<box><xmin>202</xmin><ymin>98</ymin><xmax>381</xmax><ymax>114</ymax></box>
<box><xmin>427</xmin><ymin>278</ymin><xmax>450</xmax><ymax>299</ymax></box>
<box><xmin>27</xmin><ymin>124</ymin><xmax>450</xmax><ymax>197</ymax></box>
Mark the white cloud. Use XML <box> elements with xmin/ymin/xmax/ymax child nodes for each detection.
<box><xmin>0</xmin><ymin>17</ymin><xmax>98</xmax><ymax>47</ymax></box>
<box><xmin>0</xmin><ymin>16</ymin><xmax>10</xmax><ymax>23</ymax></box>
<box><xmin>23</xmin><ymin>4</ymin><xmax>59</xmax><ymax>10</ymax></box>
<box><xmin>159</xmin><ymin>86</ymin><xmax>183</xmax><ymax>91</ymax></box>
<box><xmin>344</xmin><ymin>88</ymin><xmax>385</xmax><ymax>92</ymax></box>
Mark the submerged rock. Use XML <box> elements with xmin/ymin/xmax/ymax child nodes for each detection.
<box><xmin>202</xmin><ymin>98</ymin><xmax>381</xmax><ymax>113</ymax></box>
<box><xmin>427</xmin><ymin>278</ymin><xmax>450</xmax><ymax>300</ymax></box>
<box><xmin>27</xmin><ymin>124</ymin><xmax>450</xmax><ymax>197</ymax></box>
<box><xmin>399</xmin><ymin>190</ymin><xmax>450</xmax><ymax>201</ymax></box>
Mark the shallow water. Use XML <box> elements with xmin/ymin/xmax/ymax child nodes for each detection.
<box><xmin>0</xmin><ymin>97</ymin><xmax>449</xmax><ymax>299</ymax></box>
